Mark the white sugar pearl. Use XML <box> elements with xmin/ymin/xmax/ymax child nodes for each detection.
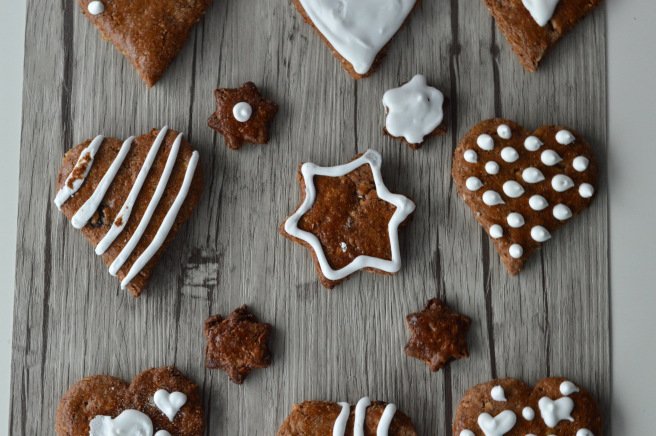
<box><xmin>522</xmin><ymin>406</ymin><xmax>535</xmax><ymax>420</ymax></box>
<box><xmin>541</xmin><ymin>150</ymin><xmax>563</xmax><ymax>166</ymax></box>
<box><xmin>553</xmin><ymin>204</ymin><xmax>573</xmax><ymax>221</ymax></box>
<box><xmin>551</xmin><ymin>174</ymin><xmax>575</xmax><ymax>192</ymax></box>
<box><xmin>524</xmin><ymin>136</ymin><xmax>543</xmax><ymax>151</ymax></box>
<box><xmin>464</xmin><ymin>149</ymin><xmax>478</xmax><ymax>163</ymax></box>
<box><xmin>477</xmin><ymin>134</ymin><xmax>494</xmax><ymax>150</ymax></box>
<box><xmin>529</xmin><ymin>195</ymin><xmax>549</xmax><ymax>211</ymax></box>
<box><xmin>459</xmin><ymin>431</ymin><xmax>475</xmax><ymax>436</ymax></box>
<box><xmin>573</xmin><ymin>156</ymin><xmax>589</xmax><ymax>172</ymax></box>
<box><xmin>500</xmin><ymin>146</ymin><xmax>519</xmax><ymax>163</ymax></box>
<box><xmin>485</xmin><ymin>161</ymin><xmax>500</xmax><ymax>175</ymax></box>
<box><xmin>503</xmin><ymin>180</ymin><xmax>525</xmax><ymax>198</ymax></box>
<box><xmin>489</xmin><ymin>224</ymin><xmax>504</xmax><ymax>239</ymax></box>
<box><xmin>530</xmin><ymin>226</ymin><xmax>551</xmax><ymax>242</ymax></box>
<box><xmin>232</xmin><ymin>102</ymin><xmax>253</xmax><ymax>122</ymax></box>
<box><xmin>497</xmin><ymin>124</ymin><xmax>512</xmax><ymax>139</ymax></box>
<box><xmin>509</xmin><ymin>244</ymin><xmax>524</xmax><ymax>259</ymax></box>
<box><xmin>560</xmin><ymin>381</ymin><xmax>580</xmax><ymax>396</ymax></box>
<box><xmin>482</xmin><ymin>190</ymin><xmax>505</xmax><ymax>206</ymax></box>
<box><xmin>507</xmin><ymin>212</ymin><xmax>525</xmax><ymax>228</ymax></box>
<box><xmin>522</xmin><ymin>167</ymin><xmax>545</xmax><ymax>184</ymax></box>
<box><xmin>466</xmin><ymin>177</ymin><xmax>483</xmax><ymax>191</ymax></box>
<box><xmin>556</xmin><ymin>129</ymin><xmax>575</xmax><ymax>145</ymax></box>
<box><xmin>88</xmin><ymin>0</ymin><xmax>105</xmax><ymax>15</ymax></box>
<box><xmin>576</xmin><ymin>429</ymin><xmax>594</xmax><ymax>436</ymax></box>
<box><xmin>579</xmin><ymin>183</ymin><xmax>595</xmax><ymax>198</ymax></box>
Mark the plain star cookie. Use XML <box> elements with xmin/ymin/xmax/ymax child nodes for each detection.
<box><xmin>280</xmin><ymin>150</ymin><xmax>415</xmax><ymax>288</ymax></box>
<box><xmin>56</xmin><ymin>367</ymin><xmax>203</xmax><ymax>436</ymax></box>
<box><xmin>292</xmin><ymin>0</ymin><xmax>418</xmax><ymax>79</ymax></box>
<box><xmin>453</xmin><ymin>377</ymin><xmax>602</xmax><ymax>436</ymax></box>
<box><xmin>277</xmin><ymin>396</ymin><xmax>417</xmax><ymax>436</ymax></box>
<box><xmin>452</xmin><ymin>119</ymin><xmax>597</xmax><ymax>275</ymax></box>
<box><xmin>54</xmin><ymin>127</ymin><xmax>203</xmax><ymax>297</ymax></box>
<box><xmin>78</xmin><ymin>0</ymin><xmax>212</xmax><ymax>86</ymax></box>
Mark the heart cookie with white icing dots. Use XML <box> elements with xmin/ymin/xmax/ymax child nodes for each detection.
<box><xmin>452</xmin><ymin>119</ymin><xmax>597</xmax><ymax>275</ymax></box>
<box><xmin>453</xmin><ymin>377</ymin><xmax>602</xmax><ymax>436</ymax></box>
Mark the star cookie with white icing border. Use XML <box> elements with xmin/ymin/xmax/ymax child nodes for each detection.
<box><xmin>452</xmin><ymin>119</ymin><xmax>597</xmax><ymax>275</ymax></box>
<box><xmin>280</xmin><ymin>150</ymin><xmax>416</xmax><ymax>288</ymax></box>
<box><xmin>482</xmin><ymin>0</ymin><xmax>602</xmax><ymax>71</ymax></box>
<box><xmin>208</xmin><ymin>82</ymin><xmax>279</xmax><ymax>150</ymax></box>
<box><xmin>453</xmin><ymin>377</ymin><xmax>602</xmax><ymax>436</ymax></box>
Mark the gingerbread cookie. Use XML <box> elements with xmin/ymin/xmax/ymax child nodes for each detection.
<box><xmin>383</xmin><ymin>74</ymin><xmax>446</xmax><ymax>149</ymax></box>
<box><xmin>56</xmin><ymin>366</ymin><xmax>203</xmax><ymax>436</ymax></box>
<box><xmin>207</xmin><ymin>82</ymin><xmax>279</xmax><ymax>150</ymax></box>
<box><xmin>280</xmin><ymin>150</ymin><xmax>415</xmax><ymax>288</ymax></box>
<box><xmin>292</xmin><ymin>0</ymin><xmax>418</xmax><ymax>79</ymax></box>
<box><xmin>453</xmin><ymin>377</ymin><xmax>602</xmax><ymax>435</ymax></box>
<box><xmin>79</xmin><ymin>0</ymin><xmax>212</xmax><ymax>86</ymax></box>
<box><xmin>54</xmin><ymin>127</ymin><xmax>203</xmax><ymax>297</ymax></box>
<box><xmin>452</xmin><ymin>119</ymin><xmax>597</xmax><ymax>275</ymax></box>
<box><xmin>483</xmin><ymin>0</ymin><xmax>601</xmax><ymax>71</ymax></box>
<box><xmin>405</xmin><ymin>298</ymin><xmax>471</xmax><ymax>372</ymax></box>
<box><xmin>278</xmin><ymin>396</ymin><xmax>417</xmax><ymax>436</ymax></box>
<box><xmin>204</xmin><ymin>305</ymin><xmax>272</xmax><ymax>384</ymax></box>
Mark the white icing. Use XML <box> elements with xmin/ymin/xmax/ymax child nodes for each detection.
<box><xmin>556</xmin><ymin>129</ymin><xmax>575</xmax><ymax>145</ymax></box>
<box><xmin>507</xmin><ymin>212</ymin><xmax>525</xmax><ymax>228</ymax></box>
<box><xmin>573</xmin><ymin>156</ymin><xmax>590</xmax><ymax>172</ymax></box>
<box><xmin>153</xmin><ymin>389</ymin><xmax>187</xmax><ymax>422</ymax></box>
<box><xmin>502</xmin><ymin>181</ymin><xmax>524</xmax><ymax>198</ymax></box>
<box><xmin>464</xmin><ymin>150</ymin><xmax>478</xmax><ymax>163</ymax></box>
<box><xmin>559</xmin><ymin>381</ymin><xmax>580</xmax><ymax>396</ymax></box>
<box><xmin>460</xmin><ymin>431</ymin><xmax>475</xmax><ymax>436</ymax></box>
<box><xmin>489</xmin><ymin>224</ymin><xmax>504</xmax><ymax>239</ymax></box>
<box><xmin>482</xmin><ymin>191</ymin><xmax>505</xmax><ymax>206</ymax></box>
<box><xmin>377</xmin><ymin>403</ymin><xmax>397</xmax><ymax>436</ymax></box>
<box><xmin>382</xmin><ymin>74</ymin><xmax>444</xmax><ymax>144</ymax></box>
<box><xmin>333</xmin><ymin>402</ymin><xmax>350</xmax><ymax>436</ymax></box>
<box><xmin>491</xmin><ymin>385</ymin><xmax>507</xmax><ymax>401</ymax></box>
<box><xmin>298</xmin><ymin>0</ymin><xmax>416</xmax><ymax>74</ymax></box>
<box><xmin>121</xmin><ymin>150</ymin><xmax>199</xmax><ymax>289</ymax></box>
<box><xmin>353</xmin><ymin>397</ymin><xmax>371</xmax><ymax>436</ymax></box>
<box><xmin>576</xmin><ymin>429</ymin><xmax>594</xmax><ymax>436</ymax></box>
<box><xmin>497</xmin><ymin>124</ymin><xmax>512</xmax><ymax>139</ymax></box>
<box><xmin>340</xmin><ymin>241</ymin><xmax>348</xmax><ymax>252</ymax></box>
<box><xmin>500</xmin><ymin>146</ymin><xmax>519</xmax><ymax>163</ymax></box>
<box><xmin>541</xmin><ymin>150</ymin><xmax>563</xmax><ymax>166</ymax></box>
<box><xmin>155</xmin><ymin>432</ymin><xmax>172</xmax><ymax>436</ymax></box>
<box><xmin>521</xmin><ymin>0</ymin><xmax>560</xmax><ymax>27</ymax></box>
<box><xmin>477</xmin><ymin>134</ymin><xmax>495</xmax><ymax>151</ymax></box>
<box><xmin>477</xmin><ymin>410</ymin><xmax>517</xmax><ymax>436</ymax></box>
<box><xmin>553</xmin><ymin>204</ymin><xmax>572</xmax><ymax>221</ymax></box>
<box><xmin>529</xmin><ymin>195</ymin><xmax>549</xmax><ymax>211</ymax></box>
<box><xmin>53</xmin><ymin>135</ymin><xmax>104</xmax><ymax>209</ymax></box>
<box><xmin>485</xmin><ymin>161</ymin><xmax>500</xmax><ymax>175</ymax></box>
<box><xmin>522</xmin><ymin>406</ymin><xmax>535</xmax><ymax>420</ymax></box>
<box><xmin>284</xmin><ymin>150</ymin><xmax>415</xmax><ymax>281</ymax></box>
<box><xmin>551</xmin><ymin>174</ymin><xmax>575</xmax><ymax>192</ymax></box>
<box><xmin>522</xmin><ymin>167</ymin><xmax>545</xmax><ymax>184</ymax></box>
<box><xmin>509</xmin><ymin>244</ymin><xmax>523</xmax><ymax>259</ymax></box>
<box><xmin>466</xmin><ymin>177</ymin><xmax>484</xmax><ymax>191</ymax></box>
<box><xmin>524</xmin><ymin>136</ymin><xmax>543</xmax><ymax>151</ymax></box>
<box><xmin>232</xmin><ymin>102</ymin><xmax>253</xmax><ymax>122</ymax></box>
<box><xmin>531</xmin><ymin>226</ymin><xmax>551</xmax><ymax>242</ymax></box>
<box><xmin>579</xmin><ymin>183</ymin><xmax>595</xmax><ymax>198</ymax></box>
<box><xmin>538</xmin><ymin>396</ymin><xmax>575</xmax><ymax>428</ymax></box>
<box><xmin>70</xmin><ymin>137</ymin><xmax>133</xmax><ymax>229</ymax></box>
<box><xmin>89</xmin><ymin>409</ymin><xmax>153</xmax><ymax>436</ymax></box>
<box><xmin>333</xmin><ymin>398</ymin><xmax>397</xmax><ymax>436</ymax></box>
<box><xmin>88</xmin><ymin>0</ymin><xmax>105</xmax><ymax>15</ymax></box>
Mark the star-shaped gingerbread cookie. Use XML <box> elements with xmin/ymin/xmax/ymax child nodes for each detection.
<box><xmin>404</xmin><ymin>298</ymin><xmax>471</xmax><ymax>372</ymax></box>
<box><xmin>203</xmin><ymin>306</ymin><xmax>272</xmax><ymax>384</ymax></box>
<box><xmin>207</xmin><ymin>82</ymin><xmax>278</xmax><ymax>150</ymax></box>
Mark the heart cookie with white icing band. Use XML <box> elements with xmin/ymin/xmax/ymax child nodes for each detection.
<box><xmin>453</xmin><ymin>377</ymin><xmax>602</xmax><ymax>436</ymax></box>
<box><xmin>55</xmin><ymin>367</ymin><xmax>204</xmax><ymax>436</ymax></box>
<box><xmin>452</xmin><ymin>119</ymin><xmax>597</xmax><ymax>275</ymax></box>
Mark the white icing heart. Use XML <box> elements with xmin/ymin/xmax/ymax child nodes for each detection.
<box><xmin>153</xmin><ymin>389</ymin><xmax>187</xmax><ymax>422</ymax></box>
<box><xmin>477</xmin><ymin>410</ymin><xmax>517</xmax><ymax>436</ymax></box>
<box><xmin>89</xmin><ymin>409</ymin><xmax>153</xmax><ymax>436</ymax></box>
<box><xmin>538</xmin><ymin>396</ymin><xmax>575</xmax><ymax>428</ymax></box>
<box><xmin>521</xmin><ymin>0</ymin><xmax>560</xmax><ymax>27</ymax></box>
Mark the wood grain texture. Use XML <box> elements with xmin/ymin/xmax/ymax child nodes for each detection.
<box><xmin>10</xmin><ymin>0</ymin><xmax>609</xmax><ymax>434</ymax></box>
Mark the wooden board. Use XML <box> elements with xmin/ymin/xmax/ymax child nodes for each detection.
<box><xmin>10</xmin><ymin>0</ymin><xmax>609</xmax><ymax>434</ymax></box>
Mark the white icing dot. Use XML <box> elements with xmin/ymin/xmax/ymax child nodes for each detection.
<box><xmin>553</xmin><ymin>204</ymin><xmax>573</xmax><ymax>221</ymax></box>
<box><xmin>466</xmin><ymin>177</ymin><xmax>483</xmax><ymax>191</ymax></box>
<box><xmin>477</xmin><ymin>134</ymin><xmax>494</xmax><ymax>150</ymax></box>
<box><xmin>509</xmin><ymin>244</ymin><xmax>523</xmax><ymax>259</ymax></box>
<box><xmin>541</xmin><ymin>150</ymin><xmax>563</xmax><ymax>166</ymax></box>
<box><xmin>526</xmin><ymin>434</ymin><xmax>538</xmax><ymax>436</ymax></box>
<box><xmin>556</xmin><ymin>129</ymin><xmax>575</xmax><ymax>145</ymax></box>
<box><xmin>573</xmin><ymin>156</ymin><xmax>590</xmax><ymax>172</ymax></box>
<box><xmin>340</xmin><ymin>242</ymin><xmax>347</xmax><ymax>252</ymax></box>
<box><xmin>522</xmin><ymin>167</ymin><xmax>545</xmax><ymax>184</ymax></box>
<box><xmin>551</xmin><ymin>174</ymin><xmax>575</xmax><ymax>192</ymax></box>
<box><xmin>232</xmin><ymin>102</ymin><xmax>253</xmax><ymax>122</ymax></box>
<box><xmin>482</xmin><ymin>190</ymin><xmax>505</xmax><ymax>206</ymax></box>
<box><xmin>529</xmin><ymin>195</ymin><xmax>549</xmax><ymax>211</ymax></box>
<box><xmin>485</xmin><ymin>161</ymin><xmax>500</xmax><ymax>175</ymax></box>
<box><xmin>502</xmin><ymin>180</ymin><xmax>525</xmax><ymax>198</ymax></box>
<box><xmin>491</xmin><ymin>385</ymin><xmax>507</xmax><ymax>401</ymax></box>
<box><xmin>459</xmin><ymin>431</ymin><xmax>475</xmax><ymax>436</ymax></box>
<box><xmin>531</xmin><ymin>226</ymin><xmax>551</xmax><ymax>242</ymax></box>
<box><xmin>489</xmin><ymin>224</ymin><xmax>504</xmax><ymax>239</ymax></box>
<box><xmin>500</xmin><ymin>146</ymin><xmax>519</xmax><ymax>163</ymax></box>
<box><xmin>88</xmin><ymin>0</ymin><xmax>105</xmax><ymax>15</ymax></box>
<box><xmin>497</xmin><ymin>124</ymin><xmax>512</xmax><ymax>139</ymax></box>
<box><xmin>579</xmin><ymin>183</ymin><xmax>595</xmax><ymax>198</ymax></box>
<box><xmin>576</xmin><ymin>429</ymin><xmax>595</xmax><ymax>436</ymax></box>
<box><xmin>507</xmin><ymin>212</ymin><xmax>525</xmax><ymax>228</ymax></box>
<box><xmin>464</xmin><ymin>149</ymin><xmax>478</xmax><ymax>163</ymax></box>
<box><xmin>524</xmin><ymin>136</ymin><xmax>543</xmax><ymax>151</ymax></box>
<box><xmin>560</xmin><ymin>381</ymin><xmax>580</xmax><ymax>396</ymax></box>
<box><xmin>522</xmin><ymin>406</ymin><xmax>535</xmax><ymax>420</ymax></box>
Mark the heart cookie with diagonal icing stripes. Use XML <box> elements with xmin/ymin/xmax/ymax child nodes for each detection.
<box><xmin>452</xmin><ymin>119</ymin><xmax>597</xmax><ymax>275</ymax></box>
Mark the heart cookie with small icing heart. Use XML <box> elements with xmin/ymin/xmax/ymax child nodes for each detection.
<box><xmin>55</xmin><ymin>367</ymin><xmax>203</xmax><ymax>436</ymax></box>
<box><xmin>453</xmin><ymin>377</ymin><xmax>602</xmax><ymax>436</ymax></box>
<box><xmin>452</xmin><ymin>119</ymin><xmax>597</xmax><ymax>275</ymax></box>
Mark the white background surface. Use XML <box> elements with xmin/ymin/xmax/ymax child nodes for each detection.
<box><xmin>1</xmin><ymin>0</ymin><xmax>655</xmax><ymax>433</ymax></box>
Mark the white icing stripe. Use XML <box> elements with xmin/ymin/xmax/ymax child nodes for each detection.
<box><xmin>353</xmin><ymin>397</ymin><xmax>372</xmax><ymax>436</ymax></box>
<box><xmin>109</xmin><ymin>132</ymin><xmax>183</xmax><ymax>276</ymax></box>
<box><xmin>71</xmin><ymin>137</ymin><xmax>134</xmax><ymax>229</ymax></box>
<box><xmin>95</xmin><ymin>127</ymin><xmax>169</xmax><ymax>256</ymax></box>
<box><xmin>54</xmin><ymin>135</ymin><xmax>104</xmax><ymax>209</ymax></box>
<box><xmin>376</xmin><ymin>403</ymin><xmax>397</xmax><ymax>436</ymax></box>
<box><xmin>333</xmin><ymin>402</ymin><xmax>351</xmax><ymax>436</ymax></box>
<box><xmin>121</xmin><ymin>150</ymin><xmax>199</xmax><ymax>289</ymax></box>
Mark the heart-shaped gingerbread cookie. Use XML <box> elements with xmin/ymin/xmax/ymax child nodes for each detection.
<box><xmin>452</xmin><ymin>119</ymin><xmax>597</xmax><ymax>275</ymax></box>
<box><xmin>56</xmin><ymin>367</ymin><xmax>204</xmax><ymax>436</ymax></box>
<box><xmin>453</xmin><ymin>377</ymin><xmax>602</xmax><ymax>435</ymax></box>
